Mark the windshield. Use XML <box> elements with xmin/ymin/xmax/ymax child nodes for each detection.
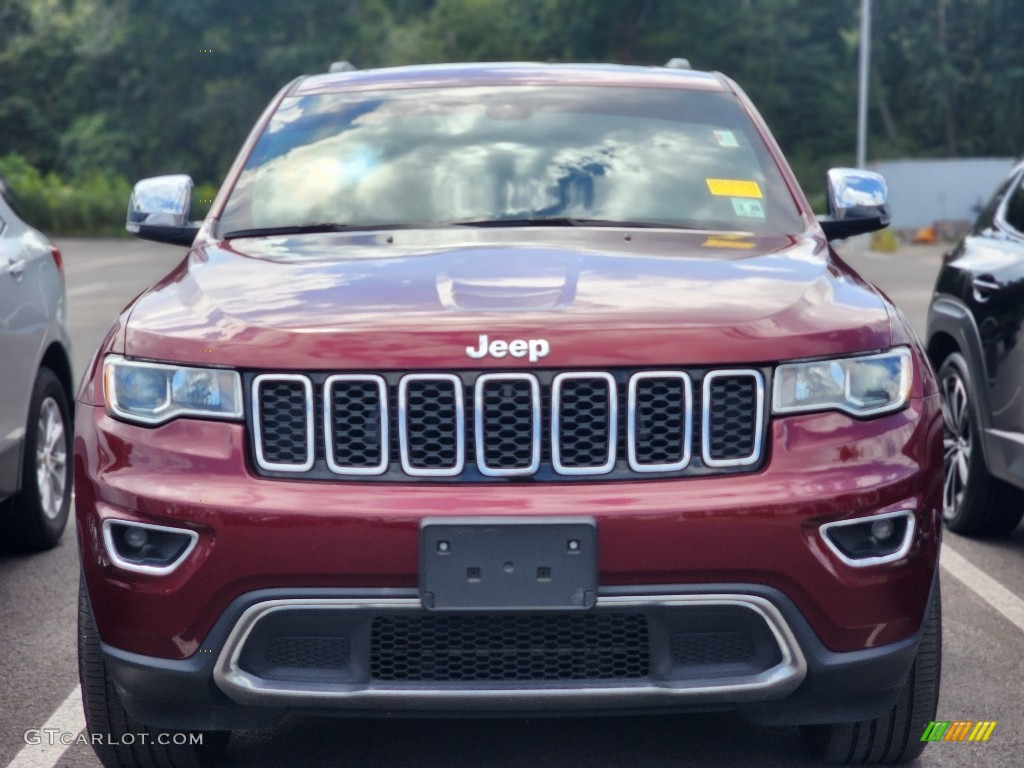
<box><xmin>217</xmin><ymin>85</ymin><xmax>805</xmax><ymax>237</ymax></box>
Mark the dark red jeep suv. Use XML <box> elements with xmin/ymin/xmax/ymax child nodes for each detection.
<box><xmin>76</xmin><ymin>61</ymin><xmax>942</xmax><ymax>767</ymax></box>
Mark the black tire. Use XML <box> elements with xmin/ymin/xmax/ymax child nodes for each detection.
<box><xmin>0</xmin><ymin>367</ymin><xmax>72</xmax><ymax>551</ymax></box>
<box><xmin>937</xmin><ymin>352</ymin><xmax>1024</xmax><ymax>535</ymax></box>
<box><xmin>803</xmin><ymin>579</ymin><xmax>942</xmax><ymax>764</ymax></box>
<box><xmin>78</xmin><ymin>575</ymin><xmax>230</xmax><ymax>768</ymax></box>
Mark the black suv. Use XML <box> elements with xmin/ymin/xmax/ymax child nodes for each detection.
<box><xmin>927</xmin><ymin>157</ymin><xmax>1024</xmax><ymax>535</ymax></box>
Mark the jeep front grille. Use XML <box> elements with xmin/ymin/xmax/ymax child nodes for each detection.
<box><xmin>249</xmin><ymin>368</ymin><xmax>767</xmax><ymax>481</ymax></box>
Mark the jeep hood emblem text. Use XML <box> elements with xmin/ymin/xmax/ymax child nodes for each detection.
<box><xmin>466</xmin><ymin>334</ymin><xmax>550</xmax><ymax>363</ymax></box>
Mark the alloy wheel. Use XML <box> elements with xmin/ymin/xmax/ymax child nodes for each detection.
<box><xmin>939</xmin><ymin>369</ymin><xmax>971</xmax><ymax>521</ymax></box>
<box><xmin>35</xmin><ymin>396</ymin><xmax>68</xmax><ymax>521</ymax></box>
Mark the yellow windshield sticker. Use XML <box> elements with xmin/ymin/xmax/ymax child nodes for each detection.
<box><xmin>700</xmin><ymin>236</ymin><xmax>757</xmax><ymax>250</ymax></box>
<box><xmin>702</xmin><ymin>235</ymin><xmax>755</xmax><ymax>250</ymax></box>
<box><xmin>706</xmin><ymin>178</ymin><xmax>763</xmax><ymax>198</ymax></box>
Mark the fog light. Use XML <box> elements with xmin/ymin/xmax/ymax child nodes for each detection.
<box><xmin>123</xmin><ymin>526</ymin><xmax>149</xmax><ymax>549</ymax></box>
<box><xmin>102</xmin><ymin>520</ymin><xmax>199</xmax><ymax>575</ymax></box>
<box><xmin>870</xmin><ymin>517</ymin><xmax>895</xmax><ymax>542</ymax></box>
<box><xmin>819</xmin><ymin>511</ymin><xmax>915</xmax><ymax>568</ymax></box>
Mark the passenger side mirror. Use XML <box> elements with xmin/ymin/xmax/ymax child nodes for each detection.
<box><xmin>818</xmin><ymin>168</ymin><xmax>891</xmax><ymax>241</ymax></box>
<box><xmin>126</xmin><ymin>175</ymin><xmax>200</xmax><ymax>246</ymax></box>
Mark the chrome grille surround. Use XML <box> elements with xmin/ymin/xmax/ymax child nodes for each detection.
<box><xmin>213</xmin><ymin>593</ymin><xmax>808</xmax><ymax>708</ymax></box>
<box><xmin>702</xmin><ymin>370</ymin><xmax>766</xmax><ymax>468</ymax></box>
<box><xmin>398</xmin><ymin>374</ymin><xmax>465</xmax><ymax>477</ymax></box>
<box><xmin>627</xmin><ymin>371</ymin><xmax>693</xmax><ymax>472</ymax></box>
<box><xmin>474</xmin><ymin>373</ymin><xmax>542</xmax><ymax>477</ymax></box>
<box><xmin>323</xmin><ymin>374</ymin><xmax>389</xmax><ymax>476</ymax></box>
<box><xmin>551</xmin><ymin>372</ymin><xmax>618</xmax><ymax>475</ymax></box>
<box><xmin>249</xmin><ymin>368</ymin><xmax>768</xmax><ymax>481</ymax></box>
<box><xmin>252</xmin><ymin>374</ymin><xmax>315</xmax><ymax>472</ymax></box>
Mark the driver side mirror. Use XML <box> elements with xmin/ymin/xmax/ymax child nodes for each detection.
<box><xmin>818</xmin><ymin>168</ymin><xmax>892</xmax><ymax>241</ymax></box>
<box><xmin>126</xmin><ymin>175</ymin><xmax>200</xmax><ymax>246</ymax></box>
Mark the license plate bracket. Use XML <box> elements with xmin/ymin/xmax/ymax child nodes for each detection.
<box><xmin>419</xmin><ymin>517</ymin><xmax>597</xmax><ymax>611</ymax></box>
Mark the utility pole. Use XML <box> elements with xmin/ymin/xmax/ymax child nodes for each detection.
<box><xmin>856</xmin><ymin>0</ymin><xmax>871</xmax><ymax>168</ymax></box>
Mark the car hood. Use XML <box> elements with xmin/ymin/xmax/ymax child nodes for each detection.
<box><xmin>124</xmin><ymin>228</ymin><xmax>893</xmax><ymax>369</ymax></box>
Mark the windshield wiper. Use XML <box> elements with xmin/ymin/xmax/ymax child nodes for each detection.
<box><xmin>447</xmin><ymin>216</ymin><xmax>694</xmax><ymax>229</ymax></box>
<box><xmin>222</xmin><ymin>223</ymin><xmax>348</xmax><ymax>239</ymax></box>
<box><xmin>221</xmin><ymin>222</ymin><xmax>441</xmax><ymax>239</ymax></box>
<box><xmin>222</xmin><ymin>218</ymin><xmax>696</xmax><ymax>239</ymax></box>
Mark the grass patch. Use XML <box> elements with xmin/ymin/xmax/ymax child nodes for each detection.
<box><xmin>1</xmin><ymin>154</ymin><xmax>133</xmax><ymax>237</ymax></box>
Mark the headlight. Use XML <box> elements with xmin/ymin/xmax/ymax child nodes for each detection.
<box><xmin>772</xmin><ymin>348</ymin><xmax>912</xmax><ymax>417</ymax></box>
<box><xmin>103</xmin><ymin>356</ymin><xmax>243</xmax><ymax>425</ymax></box>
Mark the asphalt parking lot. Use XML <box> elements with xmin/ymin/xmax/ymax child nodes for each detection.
<box><xmin>2</xmin><ymin>237</ymin><xmax>1024</xmax><ymax>767</ymax></box>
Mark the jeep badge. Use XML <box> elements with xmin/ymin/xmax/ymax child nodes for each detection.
<box><xmin>466</xmin><ymin>334</ymin><xmax>550</xmax><ymax>363</ymax></box>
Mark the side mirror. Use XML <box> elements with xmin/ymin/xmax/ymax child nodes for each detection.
<box><xmin>126</xmin><ymin>175</ymin><xmax>200</xmax><ymax>246</ymax></box>
<box><xmin>818</xmin><ymin>168</ymin><xmax>892</xmax><ymax>241</ymax></box>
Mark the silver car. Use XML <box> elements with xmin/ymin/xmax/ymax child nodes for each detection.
<box><xmin>0</xmin><ymin>176</ymin><xmax>73</xmax><ymax>551</ymax></box>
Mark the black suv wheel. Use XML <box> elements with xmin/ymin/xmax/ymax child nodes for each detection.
<box><xmin>937</xmin><ymin>352</ymin><xmax>1024</xmax><ymax>535</ymax></box>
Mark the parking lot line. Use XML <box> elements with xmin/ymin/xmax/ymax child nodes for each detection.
<box><xmin>5</xmin><ymin>685</ymin><xmax>83</xmax><ymax>768</ymax></box>
<box><xmin>941</xmin><ymin>544</ymin><xmax>1024</xmax><ymax>633</ymax></box>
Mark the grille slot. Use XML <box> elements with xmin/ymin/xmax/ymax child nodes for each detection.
<box><xmin>474</xmin><ymin>374</ymin><xmax>541</xmax><ymax>476</ymax></box>
<box><xmin>628</xmin><ymin>372</ymin><xmax>692</xmax><ymax>471</ymax></box>
<box><xmin>399</xmin><ymin>374</ymin><xmax>465</xmax><ymax>476</ymax></box>
<box><xmin>325</xmin><ymin>375</ymin><xmax>388</xmax><ymax>474</ymax></box>
<box><xmin>702</xmin><ymin>371</ymin><xmax>765</xmax><ymax>467</ymax></box>
<box><xmin>552</xmin><ymin>373</ymin><xmax>617</xmax><ymax>475</ymax></box>
<box><xmin>252</xmin><ymin>374</ymin><xmax>314</xmax><ymax>471</ymax></box>
<box><xmin>370</xmin><ymin>613</ymin><xmax>649</xmax><ymax>682</ymax></box>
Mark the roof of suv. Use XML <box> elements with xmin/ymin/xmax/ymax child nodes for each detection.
<box><xmin>292</xmin><ymin>61</ymin><xmax>730</xmax><ymax>97</ymax></box>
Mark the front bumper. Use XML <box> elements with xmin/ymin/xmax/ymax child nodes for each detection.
<box><xmin>96</xmin><ymin>582</ymin><xmax>923</xmax><ymax>731</ymax></box>
<box><xmin>76</xmin><ymin>393</ymin><xmax>941</xmax><ymax>728</ymax></box>
<box><xmin>76</xmin><ymin>396</ymin><xmax>942</xmax><ymax>658</ymax></box>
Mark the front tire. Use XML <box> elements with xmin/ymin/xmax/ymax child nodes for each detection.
<box><xmin>937</xmin><ymin>352</ymin><xmax>1024</xmax><ymax>535</ymax></box>
<box><xmin>803</xmin><ymin>580</ymin><xmax>941</xmax><ymax>764</ymax></box>
<box><xmin>78</xmin><ymin>575</ymin><xmax>229</xmax><ymax>768</ymax></box>
<box><xmin>0</xmin><ymin>367</ymin><xmax>72</xmax><ymax>551</ymax></box>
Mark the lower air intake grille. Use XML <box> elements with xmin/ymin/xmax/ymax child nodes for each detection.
<box><xmin>370</xmin><ymin>613</ymin><xmax>650</xmax><ymax>682</ymax></box>
<box><xmin>265</xmin><ymin>636</ymin><xmax>352</xmax><ymax>670</ymax></box>
<box><xmin>669</xmin><ymin>631</ymin><xmax>757</xmax><ymax>666</ymax></box>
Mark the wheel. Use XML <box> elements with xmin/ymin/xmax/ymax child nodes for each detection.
<box><xmin>803</xmin><ymin>580</ymin><xmax>941</xmax><ymax>764</ymax></box>
<box><xmin>78</xmin><ymin>575</ymin><xmax>230</xmax><ymax>768</ymax></box>
<box><xmin>937</xmin><ymin>352</ymin><xmax>1024</xmax><ymax>535</ymax></box>
<box><xmin>0</xmin><ymin>367</ymin><xmax>72</xmax><ymax>551</ymax></box>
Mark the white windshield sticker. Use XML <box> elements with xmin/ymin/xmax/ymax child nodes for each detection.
<box><xmin>713</xmin><ymin>129</ymin><xmax>739</xmax><ymax>148</ymax></box>
<box><xmin>732</xmin><ymin>198</ymin><xmax>765</xmax><ymax>218</ymax></box>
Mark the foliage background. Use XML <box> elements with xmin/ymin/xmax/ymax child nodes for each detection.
<box><xmin>2</xmin><ymin>0</ymin><xmax>1022</xmax><ymax>233</ymax></box>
